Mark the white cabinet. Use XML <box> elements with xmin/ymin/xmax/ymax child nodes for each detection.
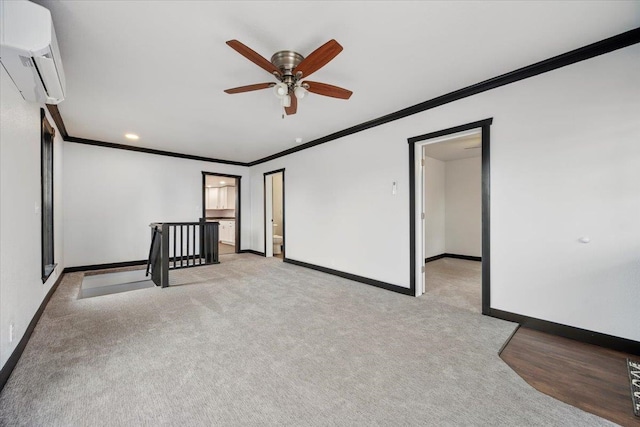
<box><xmin>206</xmin><ymin>186</ymin><xmax>236</xmax><ymax>209</ymax></box>
<box><xmin>224</xmin><ymin>187</ymin><xmax>236</xmax><ymax>209</ymax></box>
<box><xmin>219</xmin><ymin>220</ymin><xmax>235</xmax><ymax>245</ymax></box>
<box><xmin>227</xmin><ymin>221</ymin><xmax>235</xmax><ymax>244</ymax></box>
<box><xmin>219</xmin><ymin>221</ymin><xmax>228</xmax><ymax>243</ymax></box>
<box><xmin>206</xmin><ymin>188</ymin><xmax>218</xmax><ymax>209</ymax></box>
<box><xmin>219</xmin><ymin>187</ymin><xmax>228</xmax><ymax>209</ymax></box>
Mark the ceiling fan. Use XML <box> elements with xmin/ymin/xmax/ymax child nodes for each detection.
<box><xmin>223</xmin><ymin>39</ymin><xmax>353</xmax><ymax>116</ymax></box>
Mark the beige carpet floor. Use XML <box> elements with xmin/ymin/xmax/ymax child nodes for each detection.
<box><xmin>0</xmin><ymin>254</ymin><xmax>611</xmax><ymax>426</ymax></box>
<box><xmin>424</xmin><ymin>258</ymin><xmax>482</xmax><ymax>313</ymax></box>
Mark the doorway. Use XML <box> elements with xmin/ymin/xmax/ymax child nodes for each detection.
<box><xmin>409</xmin><ymin>119</ymin><xmax>491</xmax><ymax>314</ymax></box>
<box><xmin>264</xmin><ymin>169</ymin><xmax>285</xmax><ymax>259</ymax></box>
<box><xmin>202</xmin><ymin>172</ymin><xmax>241</xmax><ymax>254</ymax></box>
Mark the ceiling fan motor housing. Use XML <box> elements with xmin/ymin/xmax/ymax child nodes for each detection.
<box><xmin>271</xmin><ymin>51</ymin><xmax>305</xmax><ymax>89</ymax></box>
<box><xmin>271</xmin><ymin>50</ymin><xmax>304</xmax><ymax>74</ymax></box>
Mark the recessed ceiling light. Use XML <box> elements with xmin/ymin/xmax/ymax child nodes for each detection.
<box><xmin>125</xmin><ymin>133</ymin><xmax>139</xmax><ymax>140</ymax></box>
<box><xmin>295</xmin><ymin>137</ymin><xmax>303</xmax><ymax>144</ymax></box>
<box><xmin>220</xmin><ymin>181</ymin><xmax>226</xmax><ymax>185</ymax></box>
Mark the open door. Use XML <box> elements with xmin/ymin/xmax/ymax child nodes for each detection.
<box><xmin>201</xmin><ymin>172</ymin><xmax>242</xmax><ymax>254</ymax></box>
<box><xmin>419</xmin><ymin>145</ymin><xmax>426</xmax><ymax>296</ymax></box>
<box><xmin>264</xmin><ymin>169</ymin><xmax>285</xmax><ymax>259</ymax></box>
<box><xmin>265</xmin><ymin>174</ymin><xmax>274</xmax><ymax>257</ymax></box>
<box><xmin>409</xmin><ymin>118</ymin><xmax>492</xmax><ymax>313</ymax></box>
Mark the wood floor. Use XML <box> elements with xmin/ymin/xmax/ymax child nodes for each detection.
<box><xmin>219</xmin><ymin>242</ymin><xmax>236</xmax><ymax>255</ymax></box>
<box><xmin>500</xmin><ymin>327</ymin><xmax>640</xmax><ymax>426</ymax></box>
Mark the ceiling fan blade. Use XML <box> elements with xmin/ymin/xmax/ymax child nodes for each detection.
<box><xmin>224</xmin><ymin>82</ymin><xmax>274</xmax><ymax>94</ymax></box>
<box><xmin>285</xmin><ymin>93</ymin><xmax>297</xmax><ymax>115</ymax></box>
<box><xmin>304</xmin><ymin>81</ymin><xmax>353</xmax><ymax>99</ymax></box>
<box><xmin>295</xmin><ymin>39</ymin><xmax>343</xmax><ymax>78</ymax></box>
<box><xmin>226</xmin><ymin>40</ymin><xmax>281</xmax><ymax>77</ymax></box>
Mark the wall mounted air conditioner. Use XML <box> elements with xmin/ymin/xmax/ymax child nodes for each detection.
<box><xmin>0</xmin><ymin>0</ymin><xmax>66</xmax><ymax>104</ymax></box>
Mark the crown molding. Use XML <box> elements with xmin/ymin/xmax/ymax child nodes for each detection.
<box><xmin>47</xmin><ymin>27</ymin><xmax>639</xmax><ymax>167</ymax></box>
<box><xmin>43</xmin><ymin>111</ymin><xmax>251</xmax><ymax>166</ymax></box>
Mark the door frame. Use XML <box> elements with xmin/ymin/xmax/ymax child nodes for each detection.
<box><xmin>201</xmin><ymin>171</ymin><xmax>242</xmax><ymax>253</ymax></box>
<box><xmin>408</xmin><ymin>118</ymin><xmax>492</xmax><ymax>313</ymax></box>
<box><xmin>263</xmin><ymin>168</ymin><xmax>285</xmax><ymax>258</ymax></box>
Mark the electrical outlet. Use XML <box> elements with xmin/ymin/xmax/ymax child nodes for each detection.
<box><xmin>9</xmin><ymin>322</ymin><xmax>15</xmax><ymax>343</ymax></box>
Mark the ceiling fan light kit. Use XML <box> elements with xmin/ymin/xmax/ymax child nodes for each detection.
<box><xmin>294</xmin><ymin>85</ymin><xmax>306</xmax><ymax>99</ymax></box>
<box><xmin>224</xmin><ymin>39</ymin><xmax>353</xmax><ymax>116</ymax></box>
<box><xmin>273</xmin><ymin>82</ymin><xmax>288</xmax><ymax>97</ymax></box>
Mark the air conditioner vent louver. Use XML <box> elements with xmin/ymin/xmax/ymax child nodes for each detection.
<box><xmin>1</xmin><ymin>0</ymin><xmax>66</xmax><ymax>104</ymax></box>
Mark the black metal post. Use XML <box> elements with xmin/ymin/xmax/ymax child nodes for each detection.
<box><xmin>192</xmin><ymin>224</ymin><xmax>196</xmax><ymax>266</ymax></box>
<box><xmin>173</xmin><ymin>225</ymin><xmax>176</xmax><ymax>269</ymax></box>
<box><xmin>199</xmin><ymin>218</ymin><xmax>204</xmax><ymax>265</ymax></box>
<box><xmin>161</xmin><ymin>223</ymin><xmax>170</xmax><ymax>288</ymax></box>
<box><xmin>203</xmin><ymin>221</ymin><xmax>219</xmax><ymax>264</ymax></box>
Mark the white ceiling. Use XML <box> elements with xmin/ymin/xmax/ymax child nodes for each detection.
<box><xmin>37</xmin><ymin>1</ymin><xmax>639</xmax><ymax>163</ymax></box>
<box><xmin>205</xmin><ymin>175</ymin><xmax>235</xmax><ymax>188</ymax></box>
<box><xmin>423</xmin><ymin>133</ymin><xmax>482</xmax><ymax>162</ymax></box>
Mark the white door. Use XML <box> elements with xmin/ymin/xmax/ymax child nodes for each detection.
<box><xmin>265</xmin><ymin>175</ymin><xmax>274</xmax><ymax>257</ymax></box>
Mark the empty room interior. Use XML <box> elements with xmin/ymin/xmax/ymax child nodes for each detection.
<box><xmin>422</xmin><ymin>131</ymin><xmax>483</xmax><ymax>313</ymax></box>
<box><xmin>1</xmin><ymin>1</ymin><xmax>639</xmax><ymax>425</ymax></box>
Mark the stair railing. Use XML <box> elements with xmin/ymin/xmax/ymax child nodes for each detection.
<box><xmin>147</xmin><ymin>219</ymin><xmax>219</xmax><ymax>288</ymax></box>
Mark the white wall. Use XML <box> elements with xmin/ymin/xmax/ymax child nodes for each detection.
<box><xmin>248</xmin><ymin>44</ymin><xmax>640</xmax><ymax>341</ymax></box>
<box><xmin>0</xmin><ymin>67</ymin><xmax>65</xmax><ymax>369</ymax></box>
<box><xmin>423</xmin><ymin>156</ymin><xmax>445</xmax><ymax>258</ymax></box>
<box><xmin>249</xmin><ymin>126</ymin><xmax>409</xmax><ymax>286</ymax></box>
<box><xmin>423</xmin><ymin>155</ymin><xmax>481</xmax><ymax>258</ymax></box>
<box><xmin>445</xmin><ymin>157</ymin><xmax>481</xmax><ymax>256</ymax></box>
<box><xmin>63</xmin><ymin>143</ymin><xmax>250</xmax><ymax>267</ymax></box>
